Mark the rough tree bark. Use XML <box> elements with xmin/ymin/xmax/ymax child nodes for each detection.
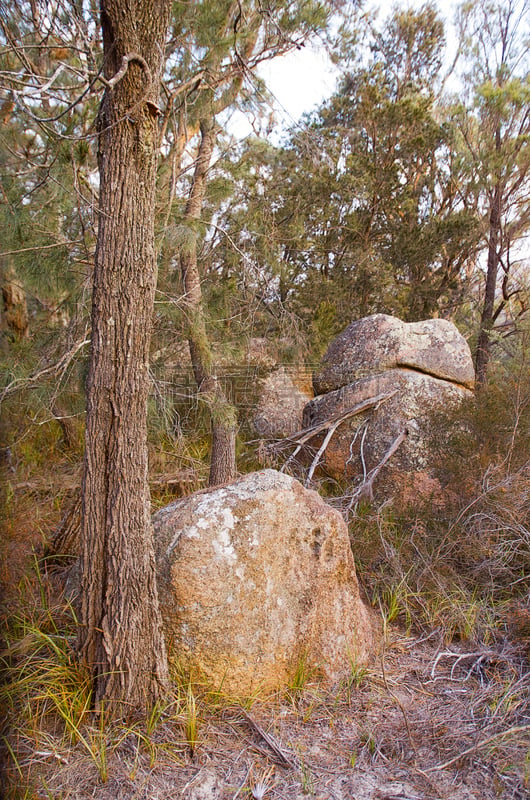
<box><xmin>78</xmin><ymin>0</ymin><xmax>171</xmax><ymax>714</ymax></box>
<box><xmin>1</xmin><ymin>263</ymin><xmax>29</xmax><ymax>339</ymax></box>
<box><xmin>475</xmin><ymin>180</ymin><xmax>502</xmax><ymax>386</ymax></box>
<box><xmin>180</xmin><ymin>117</ymin><xmax>237</xmax><ymax>487</ymax></box>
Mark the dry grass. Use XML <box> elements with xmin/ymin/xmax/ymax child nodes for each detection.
<box><xmin>2</xmin><ymin>613</ymin><xmax>530</xmax><ymax>799</ymax></box>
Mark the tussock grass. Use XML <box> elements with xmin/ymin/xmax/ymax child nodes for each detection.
<box><xmin>0</xmin><ymin>558</ymin><xmax>188</xmax><ymax>796</ymax></box>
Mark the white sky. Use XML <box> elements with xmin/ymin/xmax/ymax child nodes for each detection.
<box><xmin>258</xmin><ymin>42</ymin><xmax>339</xmax><ymax>128</ymax></box>
<box><xmin>254</xmin><ymin>0</ymin><xmax>459</xmax><ymax>134</ymax></box>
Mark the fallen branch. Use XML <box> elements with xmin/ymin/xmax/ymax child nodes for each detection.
<box><xmin>347</xmin><ymin>428</ymin><xmax>408</xmax><ymax>509</ymax></box>
<box><xmin>238</xmin><ymin>708</ymin><xmax>299</xmax><ymax>769</ymax></box>
<box><xmin>360</xmin><ymin>429</ymin><xmax>406</xmax><ymax>499</ymax></box>
<box><xmin>278</xmin><ymin>391</ymin><xmax>397</xmax><ymax>475</ymax></box>
<box><xmin>149</xmin><ymin>469</ymin><xmax>199</xmax><ymax>489</ymax></box>
<box><xmin>305</xmin><ymin>416</ymin><xmax>344</xmax><ymax>486</ymax></box>
<box><xmin>426</xmin><ymin>724</ymin><xmax>530</xmax><ymax>772</ymax></box>
<box><xmin>431</xmin><ymin>648</ymin><xmax>507</xmax><ymax>683</ymax></box>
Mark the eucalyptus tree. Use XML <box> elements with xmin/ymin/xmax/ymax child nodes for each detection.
<box><xmin>215</xmin><ymin>3</ymin><xmax>479</xmax><ymax>348</ymax></box>
<box><xmin>453</xmin><ymin>0</ymin><xmax>530</xmax><ymax>384</ymax></box>
<box><xmin>75</xmin><ymin>0</ymin><xmax>177</xmax><ymax>713</ymax></box>
<box><xmin>1</xmin><ymin>0</ymin><xmax>175</xmax><ymax>713</ymax></box>
<box><xmin>80</xmin><ymin>0</ymin><xmax>335</xmax><ymax>706</ymax></box>
<box><xmin>158</xmin><ymin>0</ymin><xmax>333</xmax><ymax>483</ymax></box>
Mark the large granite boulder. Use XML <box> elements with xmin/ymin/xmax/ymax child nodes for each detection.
<box><xmin>304</xmin><ymin>315</ymin><xmax>475</xmax><ymax>495</ymax></box>
<box><xmin>313</xmin><ymin>314</ymin><xmax>475</xmax><ymax>395</ymax></box>
<box><xmin>253</xmin><ymin>366</ymin><xmax>313</xmax><ymax>438</ymax></box>
<box><xmin>153</xmin><ymin>469</ymin><xmax>373</xmax><ymax>695</ymax></box>
<box><xmin>304</xmin><ymin>369</ymin><xmax>471</xmax><ymax>477</ymax></box>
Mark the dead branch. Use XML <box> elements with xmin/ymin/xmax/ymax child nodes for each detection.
<box><xmin>305</xmin><ymin>415</ymin><xmax>344</xmax><ymax>486</ymax></box>
<box><xmin>426</xmin><ymin>724</ymin><xmax>530</xmax><ymax>772</ymax></box>
<box><xmin>16</xmin><ymin>63</ymin><xmax>66</xmax><ymax>96</ymax></box>
<box><xmin>347</xmin><ymin>428</ymin><xmax>408</xmax><ymax>509</ymax></box>
<box><xmin>0</xmin><ymin>240</ymin><xmax>83</xmax><ymax>259</ymax></box>
<box><xmin>359</xmin><ymin>428</ymin><xmax>407</xmax><ymax>498</ymax></box>
<box><xmin>99</xmin><ymin>52</ymin><xmax>151</xmax><ymax>90</ymax></box>
<box><xmin>1</xmin><ymin>335</ymin><xmax>90</xmax><ymax>403</ymax></box>
<box><xmin>237</xmin><ymin>708</ymin><xmax>299</xmax><ymax>769</ymax></box>
<box><xmin>431</xmin><ymin>649</ymin><xmax>502</xmax><ymax>681</ymax></box>
<box><xmin>278</xmin><ymin>391</ymin><xmax>397</xmax><ymax>474</ymax></box>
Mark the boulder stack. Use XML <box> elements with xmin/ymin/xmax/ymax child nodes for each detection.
<box><xmin>303</xmin><ymin>314</ymin><xmax>475</xmax><ymax>495</ymax></box>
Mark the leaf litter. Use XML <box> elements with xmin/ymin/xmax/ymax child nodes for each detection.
<box><xmin>3</xmin><ymin>625</ymin><xmax>529</xmax><ymax>800</ymax></box>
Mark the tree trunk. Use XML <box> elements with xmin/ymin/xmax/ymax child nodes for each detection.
<box><xmin>78</xmin><ymin>0</ymin><xmax>171</xmax><ymax>715</ymax></box>
<box><xmin>475</xmin><ymin>181</ymin><xmax>502</xmax><ymax>385</ymax></box>
<box><xmin>1</xmin><ymin>263</ymin><xmax>29</xmax><ymax>339</ymax></box>
<box><xmin>179</xmin><ymin>118</ymin><xmax>238</xmax><ymax>487</ymax></box>
<box><xmin>209</xmin><ymin>413</ymin><xmax>237</xmax><ymax>486</ymax></box>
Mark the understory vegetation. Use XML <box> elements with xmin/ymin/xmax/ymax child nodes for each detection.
<box><xmin>1</xmin><ymin>323</ymin><xmax>529</xmax><ymax>798</ymax></box>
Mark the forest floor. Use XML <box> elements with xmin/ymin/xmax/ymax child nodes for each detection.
<box><xmin>4</xmin><ymin>625</ymin><xmax>529</xmax><ymax>800</ymax></box>
<box><xmin>1</xmin><ymin>462</ymin><xmax>529</xmax><ymax>800</ymax></box>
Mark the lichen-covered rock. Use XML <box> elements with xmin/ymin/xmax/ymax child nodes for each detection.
<box><xmin>153</xmin><ymin>469</ymin><xmax>372</xmax><ymax>695</ymax></box>
<box><xmin>253</xmin><ymin>367</ymin><xmax>313</xmax><ymax>438</ymax></box>
<box><xmin>313</xmin><ymin>314</ymin><xmax>475</xmax><ymax>395</ymax></box>
<box><xmin>303</xmin><ymin>315</ymin><xmax>475</xmax><ymax>498</ymax></box>
<box><xmin>304</xmin><ymin>368</ymin><xmax>472</xmax><ymax>478</ymax></box>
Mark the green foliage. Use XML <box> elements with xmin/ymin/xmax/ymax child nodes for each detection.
<box><xmin>2</xmin><ymin>0</ymin><xmax>530</xmax><ymax>746</ymax></box>
<box><xmin>0</xmin><ymin>562</ymin><xmax>92</xmax><ymax>742</ymax></box>
<box><xmin>452</xmin><ymin>0</ymin><xmax>530</xmax><ymax>381</ymax></box>
<box><xmin>210</xmin><ymin>4</ymin><xmax>483</xmax><ymax>345</ymax></box>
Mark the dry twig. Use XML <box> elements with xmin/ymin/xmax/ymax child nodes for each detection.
<box><xmin>237</xmin><ymin>709</ymin><xmax>299</xmax><ymax>770</ymax></box>
<box><xmin>275</xmin><ymin>391</ymin><xmax>397</xmax><ymax>475</ymax></box>
<box><xmin>426</xmin><ymin>724</ymin><xmax>530</xmax><ymax>772</ymax></box>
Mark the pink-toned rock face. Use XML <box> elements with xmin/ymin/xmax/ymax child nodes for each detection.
<box><xmin>253</xmin><ymin>367</ymin><xmax>313</xmax><ymax>438</ymax></box>
<box><xmin>304</xmin><ymin>369</ymin><xmax>473</xmax><ymax>478</ymax></box>
<box><xmin>153</xmin><ymin>470</ymin><xmax>373</xmax><ymax>695</ymax></box>
<box><xmin>314</xmin><ymin>314</ymin><xmax>475</xmax><ymax>395</ymax></box>
<box><xmin>304</xmin><ymin>315</ymin><xmax>475</xmax><ymax>496</ymax></box>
